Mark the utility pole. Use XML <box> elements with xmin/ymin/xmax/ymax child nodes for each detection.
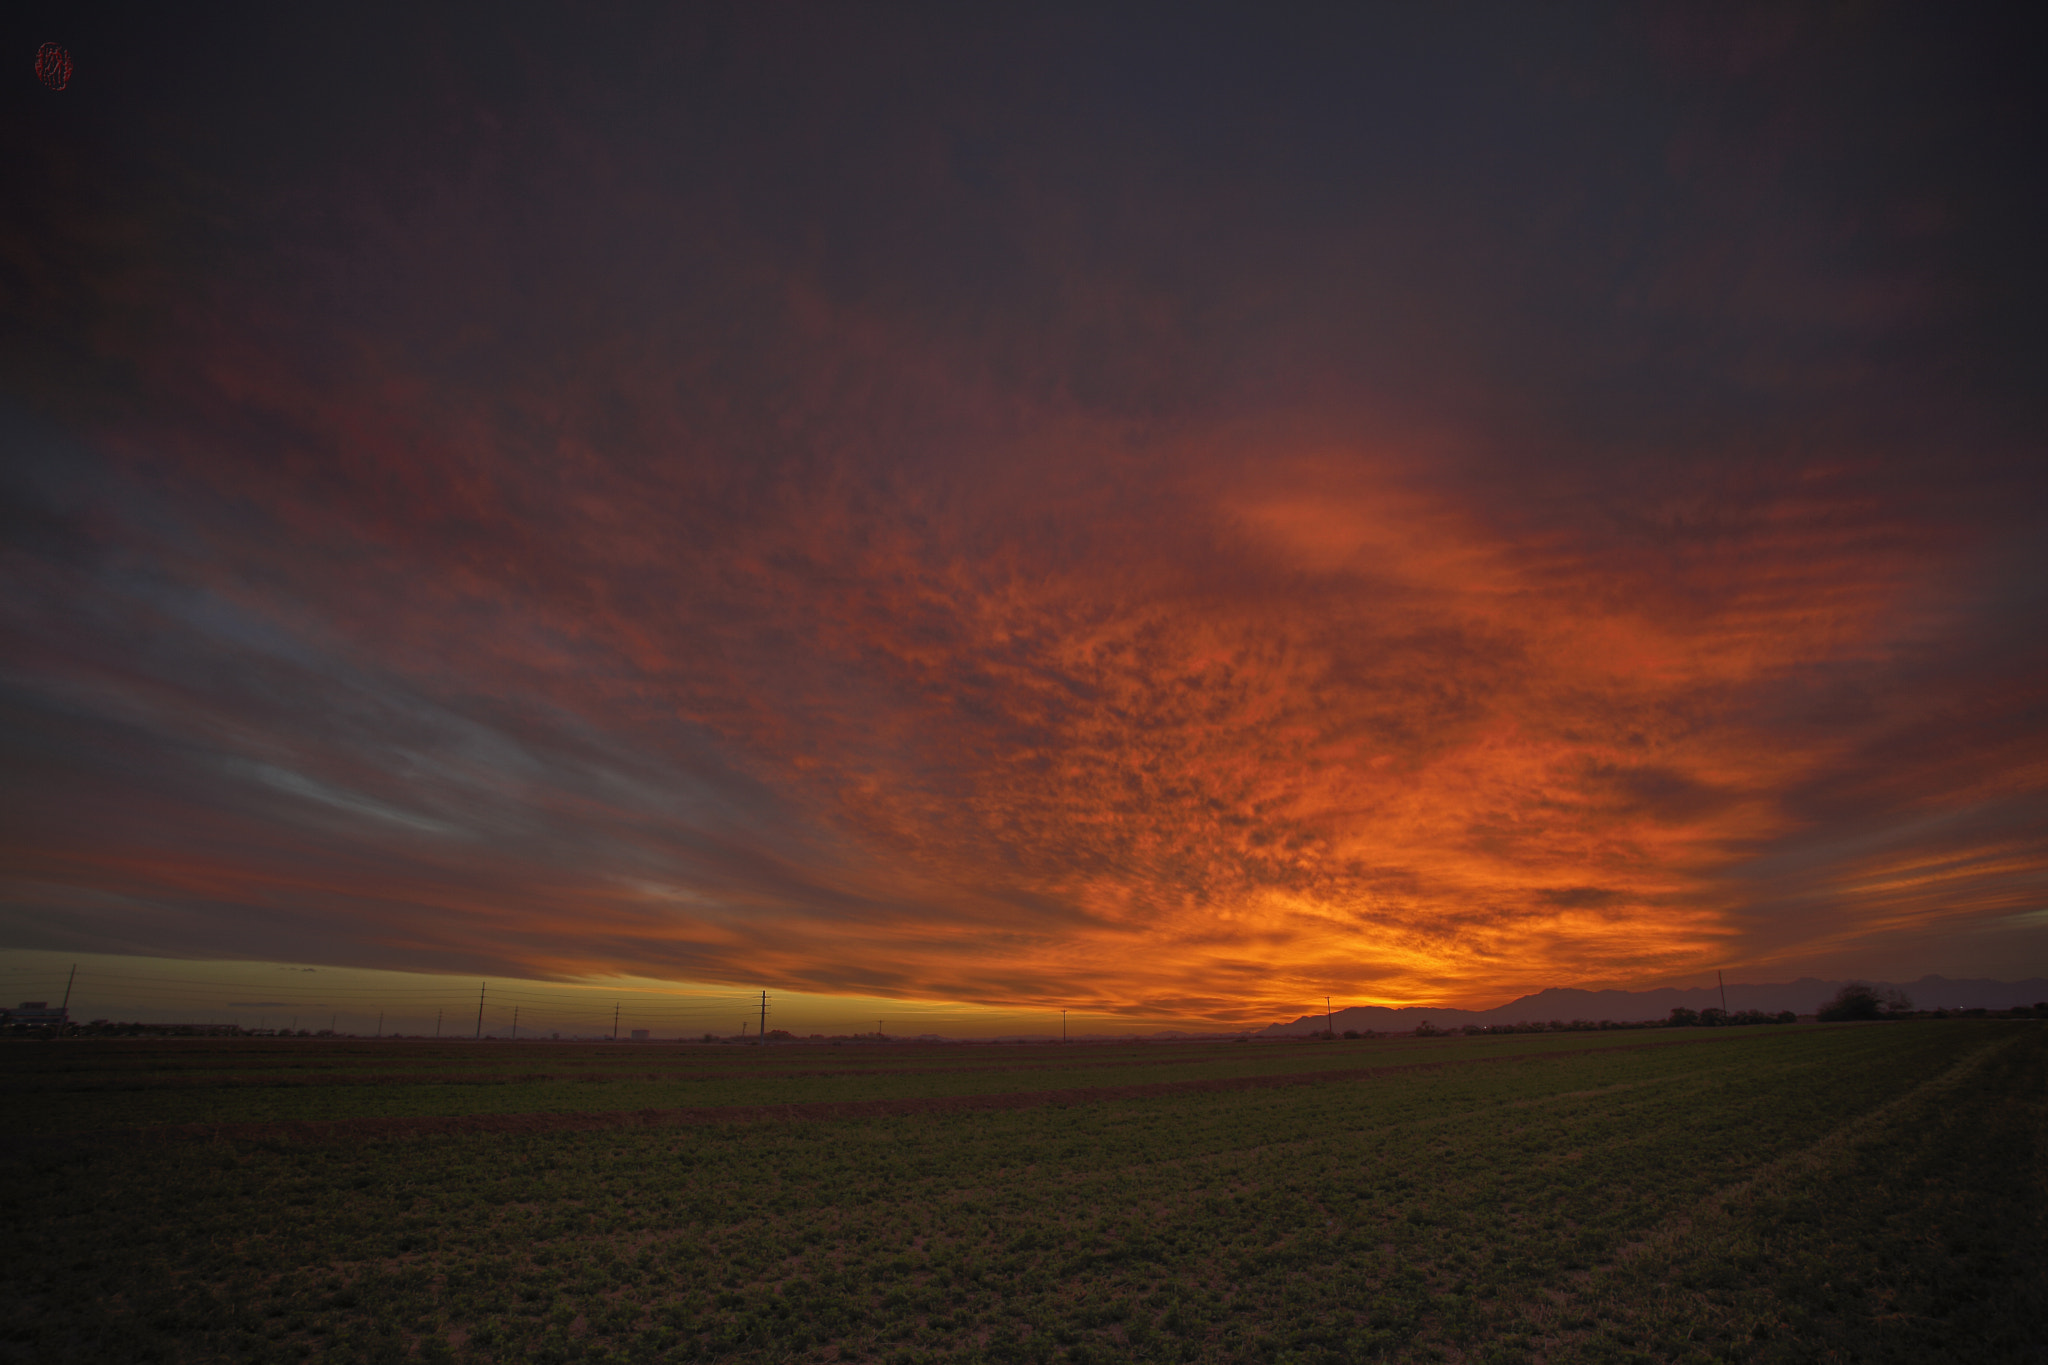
<box><xmin>1062</xmin><ymin>1009</ymin><xmax>1067</xmax><ymax>1043</ymax></box>
<box><xmin>60</xmin><ymin>964</ymin><xmax>76</xmax><ymax>1019</ymax></box>
<box><xmin>330</xmin><ymin>1012</ymin><xmax>337</xmax><ymax>1034</ymax></box>
<box><xmin>511</xmin><ymin>1005</ymin><xmax>519</xmax><ymax>1041</ymax></box>
<box><xmin>376</xmin><ymin>1011</ymin><xmax>383</xmax><ymax>1039</ymax></box>
<box><xmin>612</xmin><ymin>1003</ymin><xmax>620</xmax><ymax>1042</ymax></box>
<box><xmin>435</xmin><ymin>1008</ymin><xmax>442</xmax><ymax>1038</ymax></box>
<box><xmin>759</xmin><ymin>990</ymin><xmax>769</xmax><ymax>1040</ymax></box>
<box><xmin>1718</xmin><ymin>970</ymin><xmax>1728</xmax><ymax>1014</ymax></box>
<box><xmin>1326</xmin><ymin>996</ymin><xmax>1333</xmax><ymax>1037</ymax></box>
<box><xmin>474</xmin><ymin>982</ymin><xmax>487</xmax><ymax>1040</ymax></box>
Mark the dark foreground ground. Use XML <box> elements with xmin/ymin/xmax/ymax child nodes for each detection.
<box><xmin>2</xmin><ymin>1023</ymin><xmax>2042</xmax><ymax>1363</ymax></box>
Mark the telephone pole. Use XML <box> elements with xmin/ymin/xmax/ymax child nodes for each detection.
<box><xmin>376</xmin><ymin>1011</ymin><xmax>383</xmax><ymax>1039</ymax></box>
<box><xmin>511</xmin><ymin>1005</ymin><xmax>519</xmax><ymax>1041</ymax></box>
<box><xmin>1326</xmin><ymin>996</ymin><xmax>1333</xmax><ymax>1037</ymax></box>
<box><xmin>1718</xmin><ymin>970</ymin><xmax>1728</xmax><ymax>1014</ymax></box>
<box><xmin>474</xmin><ymin>982</ymin><xmax>487</xmax><ymax>1040</ymax></box>
<box><xmin>612</xmin><ymin>1003</ymin><xmax>620</xmax><ymax>1042</ymax></box>
<box><xmin>60</xmin><ymin>964</ymin><xmax>76</xmax><ymax>1018</ymax></box>
<box><xmin>435</xmin><ymin>1008</ymin><xmax>442</xmax><ymax>1038</ymax></box>
<box><xmin>759</xmin><ymin>990</ymin><xmax>769</xmax><ymax>1040</ymax></box>
<box><xmin>1061</xmin><ymin>1009</ymin><xmax>1067</xmax><ymax>1043</ymax></box>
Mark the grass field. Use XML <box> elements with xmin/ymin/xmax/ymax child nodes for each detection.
<box><xmin>3</xmin><ymin>1023</ymin><xmax>2042</xmax><ymax>1364</ymax></box>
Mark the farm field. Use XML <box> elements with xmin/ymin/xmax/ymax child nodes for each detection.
<box><xmin>5</xmin><ymin>1031</ymin><xmax>1730</xmax><ymax>1135</ymax></box>
<box><xmin>3</xmin><ymin>1023</ymin><xmax>2042</xmax><ymax>1364</ymax></box>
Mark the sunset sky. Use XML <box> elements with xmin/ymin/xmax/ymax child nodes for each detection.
<box><xmin>3</xmin><ymin>4</ymin><xmax>2044</xmax><ymax>1029</ymax></box>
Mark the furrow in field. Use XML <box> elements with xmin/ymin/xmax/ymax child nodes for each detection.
<box><xmin>1611</xmin><ymin>1028</ymin><xmax>2020</xmax><ymax>1267</ymax></box>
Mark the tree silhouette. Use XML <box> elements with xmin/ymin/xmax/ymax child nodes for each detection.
<box><xmin>1817</xmin><ymin>982</ymin><xmax>1911</xmax><ymax>1021</ymax></box>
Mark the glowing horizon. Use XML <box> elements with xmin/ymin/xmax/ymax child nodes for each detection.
<box><xmin>0</xmin><ymin>949</ymin><xmax>1258</xmax><ymax>1038</ymax></box>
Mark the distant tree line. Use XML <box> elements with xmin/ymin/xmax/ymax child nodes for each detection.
<box><xmin>1323</xmin><ymin>1015</ymin><xmax>1786</xmax><ymax>1039</ymax></box>
<box><xmin>1457</xmin><ymin>1018</ymin><xmax>1677</xmax><ymax>1035</ymax></box>
<box><xmin>1666</xmin><ymin>1007</ymin><xmax>1799</xmax><ymax>1027</ymax></box>
<box><xmin>42</xmin><ymin>1020</ymin><xmax>252</xmax><ymax>1038</ymax></box>
<box><xmin>1314</xmin><ymin>986</ymin><xmax>2048</xmax><ymax>1041</ymax></box>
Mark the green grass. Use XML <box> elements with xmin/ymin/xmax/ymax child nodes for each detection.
<box><xmin>2</xmin><ymin>1023</ymin><xmax>2040</xmax><ymax>1363</ymax></box>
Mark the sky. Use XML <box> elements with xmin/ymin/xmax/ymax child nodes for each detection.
<box><xmin>3</xmin><ymin>3</ymin><xmax>2045</xmax><ymax>1029</ymax></box>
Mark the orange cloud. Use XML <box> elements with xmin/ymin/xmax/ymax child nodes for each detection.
<box><xmin>6</xmin><ymin>3</ymin><xmax>2044</xmax><ymax>1018</ymax></box>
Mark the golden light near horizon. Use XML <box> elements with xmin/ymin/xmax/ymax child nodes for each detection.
<box><xmin>0</xmin><ymin>951</ymin><xmax>1211</xmax><ymax>1040</ymax></box>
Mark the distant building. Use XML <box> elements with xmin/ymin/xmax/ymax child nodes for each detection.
<box><xmin>630</xmin><ymin>1029</ymin><xmax>650</xmax><ymax>1041</ymax></box>
<box><xmin>3</xmin><ymin>1001</ymin><xmax>69</xmax><ymax>1028</ymax></box>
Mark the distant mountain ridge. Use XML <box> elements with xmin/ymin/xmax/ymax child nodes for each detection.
<box><xmin>1257</xmin><ymin>975</ymin><xmax>2048</xmax><ymax>1036</ymax></box>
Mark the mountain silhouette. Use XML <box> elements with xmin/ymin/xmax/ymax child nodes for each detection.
<box><xmin>1258</xmin><ymin>975</ymin><xmax>2048</xmax><ymax>1035</ymax></box>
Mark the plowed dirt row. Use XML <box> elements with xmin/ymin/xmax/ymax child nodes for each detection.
<box><xmin>12</xmin><ymin>1054</ymin><xmax>1256</xmax><ymax>1091</ymax></box>
<box><xmin>51</xmin><ymin>1035</ymin><xmax>1723</xmax><ymax>1146</ymax></box>
<box><xmin>59</xmin><ymin>1061</ymin><xmax>1440</xmax><ymax>1145</ymax></box>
